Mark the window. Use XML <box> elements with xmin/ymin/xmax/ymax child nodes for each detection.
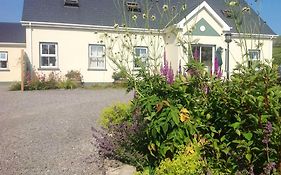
<box><xmin>134</xmin><ymin>47</ymin><xmax>148</xmax><ymax>69</ymax></box>
<box><xmin>192</xmin><ymin>45</ymin><xmax>214</xmax><ymax>73</ymax></box>
<box><xmin>40</xmin><ymin>43</ymin><xmax>58</xmax><ymax>68</ymax></box>
<box><xmin>126</xmin><ymin>2</ymin><xmax>141</xmax><ymax>12</ymax></box>
<box><xmin>248</xmin><ymin>49</ymin><xmax>260</xmax><ymax>67</ymax></box>
<box><xmin>64</xmin><ymin>0</ymin><xmax>79</xmax><ymax>7</ymax></box>
<box><xmin>89</xmin><ymin>45</ymin><xmax>106</xmax><ymax>69</ymax></box>
<box><xmin>0</xmin><ymin>51</ymin><xmax>8</xmax><ymax>69</ymax></box>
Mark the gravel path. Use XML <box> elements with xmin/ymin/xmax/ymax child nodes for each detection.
<box><xmin>0</xmin><ymin>85</ymin><xmax>132</xmax><ymax>175</ymax></box>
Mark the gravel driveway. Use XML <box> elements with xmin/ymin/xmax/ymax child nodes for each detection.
<box><xmin>0</xmin><ymin>85</ymin><xmax>132</xmax><ymax>175</ymax></box>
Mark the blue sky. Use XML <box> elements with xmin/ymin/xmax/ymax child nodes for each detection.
<box><xmin>0</xmin><ymin>0</ymin><xmax>280</xmax><ymax>34</ymax></box>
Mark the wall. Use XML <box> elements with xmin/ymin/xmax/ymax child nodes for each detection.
<box><xmin>0</xmin><ymin>44</ymin><xmax>25</xmax><ymax>82</ymax></box>
<box><xmin>25</xmin><ymin>26</ymin><xmax>165</xmax><ymax>83</ymax></box>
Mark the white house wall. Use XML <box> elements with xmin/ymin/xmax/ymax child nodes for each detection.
<box><xmin>25</xmin><ymin>26</ymin><xmax>165</xmax><ymax>83</ymax></box>
<box><xmin>0</xmin><ymin>45</ymin><xmax>24</xmax><ymax>82</ymax></box>
<box><xmin>175</xmin><ymin>7</ymin><xmax>274</xmax><ymax>77</ymax></box>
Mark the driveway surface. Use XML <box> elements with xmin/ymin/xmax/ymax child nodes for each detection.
<box><xmin>0</xmin><ymin>85</ymin><xmax>132</xmax><ymax>175</ymax></box>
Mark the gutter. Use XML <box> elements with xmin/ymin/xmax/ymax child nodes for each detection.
<box><xmin>21</xmin><ymin>21</ymin><xmax>164</xmax><ymax>34</ymax></box>
<box><xmin>0</xmin><ymin>43</ymin><xmax>26</xmax><ymax>47</ymax></box>
<box><xmin>231</xmin><ymin>32</ymin><xmax>278</xmax><ymax>40</ymax></box>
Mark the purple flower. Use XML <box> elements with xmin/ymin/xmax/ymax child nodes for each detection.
<box><xmin>161</xmin><ymin>50</ymin><xmax>174</xmax><ymax>84</ymax></box>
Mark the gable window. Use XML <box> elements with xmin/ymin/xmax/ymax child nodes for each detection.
<box><xmin>134</xmin><ymin>47</ymin><xmax>148</xmax><ymax>69</ymax></box>
<box><xmin>248</xmin><ymin>49</ymin><xmax>260</xmax><ymax>67</ymax></box>
<box><xmin>0</xmin><ymin>51</ymin><xmax>8</xmax><ymax>69</ymax></box>
<box><xmin>192</xmin><ymin>45</ymin><xmax>214</xmax><ymax>73</ymax></box>
<box><xmin>40</xmin><ymin>43</ymin><xmax>58</xmax><ymax>68</ymax></box>
<box><xmin>89</xmin><ymin>44</ymin><xmax>106</xmax><ymax>70</ymax></box>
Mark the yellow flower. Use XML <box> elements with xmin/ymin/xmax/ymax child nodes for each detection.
<box><xmin>180</xmin><ymin>107</ymin><xmax>189</xmax><ymax>114</ymax></box>
<box><xmin>180</xmin><ymin>107</ymin><xmax>190</xmax><ymax>122</ymax></box>
<box><xmin>185</xmin><ymin>145</ymin><xmax>195</xmax><ymax>154</ymax></box>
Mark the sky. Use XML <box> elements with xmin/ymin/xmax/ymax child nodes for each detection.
<box><xmin>0</xmin><ymin>0</ymin><xmax>280</xmax><ymax>35</ymax></box>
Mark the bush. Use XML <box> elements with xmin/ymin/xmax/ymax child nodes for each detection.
<box><xmin>58</xmin><ymin>79</ymin><xmax>78</xmax><ymax>89</ymax></box>
<box><xmin>94</xmin><ymin>62</ymin><xmax>281</xmax><ymax>174</ymax></box>
<box><xmin>9</xmin><ymin>82</ymin><xmax>21</xmax><ymax>91</ymax></box>
<box><xmin>99</xmin><ymin>102</ymin><xmax>131</xmax><ymax>128</ymax></box>
<box><xmin>154</xmin><ymin>142</ymin><xmax>205</xmax><ymax>175</ymax></box>
<box><xmin>65</xmin><ymin>70</ymin><xmax>83</xmax><ymax>86</ymax></box>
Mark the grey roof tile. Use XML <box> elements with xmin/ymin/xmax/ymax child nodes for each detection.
<box><xmin>21</xmin><ymin>0</ymin><xmax>275</xmax><ymax>35</ymax></box>
<box><xmin>0</xmin><ymin>23</ymin><xmax>26</xmax><ymax>43</ymax></box>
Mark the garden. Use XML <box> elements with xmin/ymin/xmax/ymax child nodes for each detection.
<box><xmin>92</xmin><ymin>0</ymin><xmax>281</xmax><ymax>174</ymax></box>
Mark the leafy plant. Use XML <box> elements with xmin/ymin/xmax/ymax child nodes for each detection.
<box><xmin>99</xmin><ymin>102</ymin><xmax>131</xmax><ymax>128</ymax></box>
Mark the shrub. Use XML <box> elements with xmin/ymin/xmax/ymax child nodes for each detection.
<box><xmin>9</xmin><ymin>82</ymin><xmax>21</xmax><ymax>91</ymax></box>
<box><xmin>154</xmin><ymin>142</ymin><xmax>205</xmax><ymax>175</ymax></box>
<box><xmin>112</xmin><ymin>69</ymin><xmax>127</xmax><ymax>82</ymax></box>
<box><xmin>65</xmin><ymin>70</ymin><xmax>83</xmax><ymax>86</ymax></box>
<box><xmin>99</xmin><ymin>102</ymin><xmax>131</xmax><ymax>128</ymax></box>
<box><xmin>58</xmin><ymin>79</ymin><xmax>78</xmax><ymax>89</ymax></box>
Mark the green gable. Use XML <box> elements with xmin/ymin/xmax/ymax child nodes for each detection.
<box><xmin>188</xmin><ymin>18</ymin><xmax>220</xmax><ymax>36</ymax></box>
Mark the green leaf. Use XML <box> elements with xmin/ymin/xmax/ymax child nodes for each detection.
<box><xmin>246</xmin><ymin>153</ymin><xmax>252</xmax><ymax>162</ymax></box>
<box><xmin>170</xmin><ymin>108</ymin><xmax>179</xmax><ymax>126</ymax></box>
<box><xmin>162</xmin><ymin>123</ymin><xmax>168</xmax><ymax>134</ymax></box>
<box><xmin>243</xmin><ymin>132</ymin><xmax>253</xmax><ymax>141</ymax></box>
<box><xmin>230</xmin><ymin>122</ymin><xmax>240</xmax><ymax>129</ymax></box>
<box><xmin>235</xmin><ymin>129</ymin><xmax>241</xmax><ymax>136</ymax></box>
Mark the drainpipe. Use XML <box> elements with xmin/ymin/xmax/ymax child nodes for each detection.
<box><xmin>29</xmin><ymin>22</ymin><xmax>33</xmax><ymax>70</ymax></box>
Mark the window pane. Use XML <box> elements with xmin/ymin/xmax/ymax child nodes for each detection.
<box><xmin>97</xmin><ymin>57</ymin><xmax>105</xmax><ymax>67</ymax></box>
<box><xmin>0</xmin><ymin>61</ymin><xmax>7</xmax><ymax>68</ymax></box>
<box><xmin>49</xmin><ymin>44</ymin><xmax>56</xmax><ymax>55</ymax></box>
<box><xmin>42</xmin><ymin>44</ymin><xmax>49</xmax><ymax>54</ymax></box>
<box><xmin>89</xmin><ymin>57</ymin><xmax>98</xmax><ymax>68</ymax></box>
<box><xmin>192</xmin><ymin>46</ymin><xmax>200</xmax><ymax>60</ymax></box>
<box><xmin>91</xmin><ymin>46</ymin><xmax>97</xmax><ymax>57</ymax></box>
<box><xmin>135</xmin><ymin>48</ymin><xmax>140</xmax><ymax>57</ymax></box>
<box><xmin>97</xmin><ymin>46</ymin><xmax>104</xmax><ymax>57</ymax></box>
<box><xmin>42</xmin><ymin>57</ymin><xmax>49</xmax><ymax>66</ymax></box>
<box><xmin>0</xmin><ymin>52</ymin><xmax>7</xmax><ymax>61</ymax></box>
<box><xmin>49</xmin><ymin>57</ymin><xmax>56</xmax><ymax>66</ymax></box>
<box><xmin>201</xmin><ymin>47</ymin><xmax>212</xmax><ymax>73</ymax></box>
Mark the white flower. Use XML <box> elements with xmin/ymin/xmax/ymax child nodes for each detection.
<box><xmin>132</xmin><ymin>14</ymin><xmax>137</xmax><ymax>21</ymax></box>
<box><xmin>242</xmin><ymin>7</ymin><xmax>250</xmax><ymax>13</ymax></box>
<box><xmin>163</xmin><ymin>4</ymin><xmax>168</xmax><ymax>11</ymax></box>
<box><xmin>113</xmin><ymin>23</ymin><xmax>119</xmax><ymax>28</ymax></box>
<box><xmin>151</xmin><ymin>15</ymin><xmax>156</xmax><ymax>21</ymax></box>
<box><xmin>182</xmin><ymin>4</ymin><xmax>187</xmax><ymax>11</ymax></box>
<box><xmin>143</xmin><ymin>13</ymin><xmax>147</xmax><ymax>19</ymax></box>
<box><xmin>229</xmin><ymin>1</ymin><xmax>239</xmax><ymax>6</ymax></box>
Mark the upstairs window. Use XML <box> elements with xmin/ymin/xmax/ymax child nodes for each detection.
<box><xmin>126</xmin><ymin>2</ymin><xmax>141</xmax><ymax>12</ymax></box>
<box><xmin>89</xmin><ymin>45</ymin><xmax>106</xmax><ymax>70</ymax></box>
<box><xmin>248</xmin><ymin>49</ymin><xmax>260</xmax><ymax>67</ymax></box>
<box><xmin>40</xmin><ymin>43</ymin><xmax>58</xmax><ymax>68</ymax></box>
<box><xmin>134</xmin><ymin>47</ymin><xmax>148</xmax><ymax>69</ymax></box>
<box><xmin>64</xmin><ymin>0</ymin><xmax>79</xmax><ymax>7</ymax></box>
<box><xmin>0</xmin><ymin>51</ymin><xmax>8</xmax><ymax>69</ymax></box>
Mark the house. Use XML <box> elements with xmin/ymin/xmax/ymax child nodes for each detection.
<box><xmin>0</xmin><ymin>0</ymin><xmax>277</xmax><ymax>83</ymax></box>
<box><xmin>0</xmin><ymin>23</ymin><xmax>26</xmax><ymax>82</ymax></box>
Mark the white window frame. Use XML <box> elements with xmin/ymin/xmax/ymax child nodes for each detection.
<box><xmin>88</xmin><ymin>44</ymin><xmax>106</xmax><ymax>70</ymax></box>
<box><xmin>191</xmin><ymin>45</ymin><xmax>215</xmax><ymax>74</ymax></box>
<box><xmin>0</xmin><ymin>51</ymin><xmax>8</xmax><ymax>69</ymax></box>
<box><xmin>40</xmin><ymin>42</ymin><xmax>58</xmax><ymax>69</ymax></box>
<box><xmin>134</xmin><ymin>46</ymin><xmax>148</xmax><ymax>69</ymax></box>
<box><xmin>248</xmin><ymin>49</ymin><xmax>260</xmax><ymax>67</ymax></box>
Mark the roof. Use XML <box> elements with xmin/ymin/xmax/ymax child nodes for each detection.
<box><xmin>22</xmin><ymin>0</ymin><xmax>276</xmax><ymax>35</ymax></box>
<box><xmin>0</xmin><ymin>23</ymin><xmax>26</xmax><ymax>43</ymax></box>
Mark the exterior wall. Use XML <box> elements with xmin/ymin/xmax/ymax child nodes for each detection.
<box><xmin>25</xmin><ymin>26</ymin><xmax>165</xmax><ymax>83</ymax></box>
<box><xmin>0</xmin><ymin>44</ymin><xmax>25</xmax><ymax>82</ymax></box>
<box><xmin>175</xmin><ymin>8</ymin><xmax>274</xmax><ymax>77</ymax></box>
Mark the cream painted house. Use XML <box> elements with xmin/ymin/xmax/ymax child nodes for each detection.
<box><xmin>0</xmin><ymin>0</ymin><xmax>277</xmax><ymax>83</ymax></box>
<box><xmin>0</xmin><ymin>23</ymin><xmax>26</xmax><ymax>82</ymax></box>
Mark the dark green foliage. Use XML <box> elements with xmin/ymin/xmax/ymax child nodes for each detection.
<box><xmin>95</xmin><ymin>62</ymin><xmax>281</xmax><ymax>174</ymax></box>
